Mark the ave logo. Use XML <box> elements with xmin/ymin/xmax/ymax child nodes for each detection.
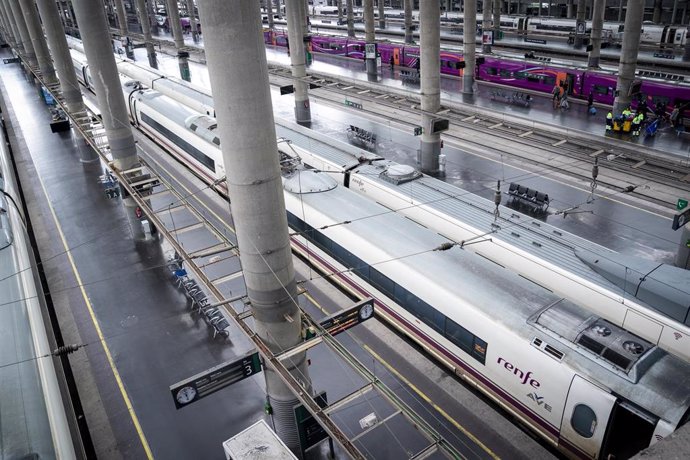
<box><xmin>527</xmin><ymin>392</ymin><xmax>552</xmax><ymax>413</ymax></box>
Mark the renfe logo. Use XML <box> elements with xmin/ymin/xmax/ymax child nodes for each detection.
<box><xmin>497</xmin><ymin>357</ymin><xmax>541</xmax><ymax>388</ymax></box>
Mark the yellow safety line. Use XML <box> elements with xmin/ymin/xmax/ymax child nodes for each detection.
<box><xmin>36</xmin><ymin>174</ymin><xmax>154</xmax><ymax>459</ymax></box>
<box><xmin>363</xmin><ymin>345</ymin><xmax>501</xmax><ymax>460</ymax></box>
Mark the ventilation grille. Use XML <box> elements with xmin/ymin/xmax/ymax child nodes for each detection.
<box><xmin>531</xmin><ymin>337</ymin><xmax>564</xmax><ymax>361</ymax></box>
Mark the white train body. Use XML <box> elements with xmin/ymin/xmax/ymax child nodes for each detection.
<box><xmin>104</xmin><ymin>78</ymin><xmax>690</xmax><ymax>458</ymax></box>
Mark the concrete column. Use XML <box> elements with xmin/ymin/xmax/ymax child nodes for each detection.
<box><xmin>548</xmin><ymin>0</ymin><xmax>552</xmax><ymax>16</ymax></box>
<box><xmin>567</xmin><ymin>0</ymin><xmax>574</xmax><ymax>18</ymax></box>
<box><xmin>574</xmin><ymin>0</ymin><xmax>586</xmax><ymax>47</ymax></box>
<box><xmin>482</xmin><ymin>0</ymin><xmax>492</xmax><ymax>53</ymax></box>
<box><xmin>196</xmin><ymin>0</ymin><xmax>311</xmax><ymax>451</ymax></box>
<box><xmin>346</xmin><ymin>0</ymin><xmax>355</xmax><ymax>37</ymax></box>
<box><xmin>69</xmin><ymin>0</ymin><xmax>139</xmax><ymax>171</ymax></box>
<box><xmin>147</xmin><ymin>0</ymin><xmax>159</xmax><ymax>35</ymax></box>
<box><xmin>378</xmin><ymin>0</ymin><xmax>385</xmax><ymax>29</ymax></box>
<box><xmin>613</xmin><ymin>0</ymin><xmax>643</xmax><ymax>115</ymax></box>
<box><xmin>588</xmin><ymin>0</ymin><xmax>604</xmax><ymax>67</ymax></box>
<box><xmin>286</xmin><ymin>0</ymin><xmax>310</xmax><ymax>123</ymax></box>
<box><xmin>6</xmin><ymin>0</ymin><xmax>37</xmax><ymax>65</ymax></box>
<box><xmin>19</xmin><ymin>0</ymin><xmax>57</xmax><ymax>84</ymax></box>
<box><xmin>268</xmin><ymin>0</ymin><xmax>275</xmax><ymax>29</ymax></box>
<box><xmin>676</xmin><ymin>224</ymin><xmax>690</xmax><ymax>269</ymax></box>
<box><xmin>363</xmin><ymin>0</ymin><xmax>377</xmax><ymax>77</ymax></box>
<box><xmin>35</xmin><ymin>0</ymin><xmax>96</xmax><ymax>163</ymax></box>
<box><xmin>184</xmin><ymin>0</ymin><xmax>199</xmax><ymax>43</ymax></box>
<box><xmin>463</xmin><ymin>0</ymin><xmax>477</xmax><ymax>94</ymax></box>
<box><xmin>618</xmin><ymin>0</ymin><xmax>624</xmax><ymax>21</ymax></box>
<box><xmin>493</xmin><ymin>0</ymin><xmax>501</xmax><ymax>39</ymax></box>
<box><xmin>337</xmin><ymin>0</ymin><xmax>343</xmax><ymax>24</ymax></box>
<box><xmin>135</xmin><ymin>0</ymin><xmax>158</xmax><ymax>68</ymax></box>
<box><xmin>114</xmin><ymin>0</ymin><xmax>128</xmax><ymax>35</ymax></box>
<box><xmin>404</xmin><ymin>0</ymin><xmax>413</xmax><ymax>43</ymax></box>
<box><xmin>419</xmin><ymin>0</ymin><xmax>440</xmax><ymax>175</ymax></box>
<box><xmin>653</xmin><ymin>0</ymin><xmax>662</xmax><ymax>23</ymax></box>
<box><xmin>165</xmin><ymin>0</ymin><xmax>191</xmax><ymax>81</ymax></box>
<box><xmin>671</xmin><ymin>0</ymin><xmax>678</xmax><ymax>22</ymax></box>
<box><xmin>684</xmin><ymin>33</ymin><xmax>690</xmax><ymax>61</ymax></box>
<box><xmin>0</xmin><ymin>1</ymin><xmax>17</xmax><ymax>48</ymax></box>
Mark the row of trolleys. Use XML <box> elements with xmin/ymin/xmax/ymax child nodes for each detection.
<box><xmin>71</xmin><ymin>49</ymin><xmax>690</xmax><ymax>459</ymax></box>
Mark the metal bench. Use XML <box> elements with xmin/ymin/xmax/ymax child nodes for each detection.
<box><xmin>506</xmin><ymin>182</ymin><xmax>549</xmax><ymax>213</ymax></box>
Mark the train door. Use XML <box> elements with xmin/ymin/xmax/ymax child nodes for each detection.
<box><xmin>559</xmin><ymin>376</ymin><xmax>616</xmax><ymax>459</ymax></box>
<box><xmin>517</xmin><ymin>17</ymin><xmax>526</xmax><ymax>34</ymax></box>
<box><xmin>564</xmin><ymin>73</ymin><xmax>576</xmax><ymax>95</ymax></box>
<box><xmin>393</xmin><ymin>47</ymin><xmax>400</xmax><ymax>66</ymax></box>
<box><xmin>599</xmin><ymin>400</ymin><xmax>658</xmax><ymax>459</ymax></box>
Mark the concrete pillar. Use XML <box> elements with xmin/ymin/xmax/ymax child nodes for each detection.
<box><xmin>653</xmin><ymin>0</ymin><xmax>662</xmax><ymax>23</ymax></box>
<box><xmin>671</xmin><ymin>0</ymin><xmax>678</xmax><ymax>23</ymax></box>
<box><xmin>574</xmin><ymin>0</ymin><xmax>586</xmax><ymax>47</ymax></box>
<box><xmin>114</xmin><ymin>0</ymin><xmax>128</xmax><ymax>35</ymax></box>
<box><xmin>18</xmin><ymin>0</ymin><xmax>57</xmax><ymax>84</ymax></box>
<box><xmin>0</xmin><ymin>1</ymin><xmax>17</xmax><ymax>48</ymax></box>
<box><xmin>71</xmin><ymin>0</ymin><xmax>145</xmax><ymax>227</ymax></box>
<box><xmin>419</xmin><ymin>0</ymin><xmax>440</xmax><ymax>175</ymax></box>
<box><xmin>684</xmin><ymin>33</ymin><xmax>690</xmax><ymax>61</ymax></box>
<box><xmin>676</xmin><ymin>224</ymin><xmax>690</xmax><ymax>269</ymax></box>
<box><xmin>613</xmin><ymin>0</ymin><xmax>643</xmax><ymax>115</ymax></box>
<box><xmin>6</xmin><ymin>0</ymin><xmax>37</xmax><ymax>65</ymax></box>
<box><xmin>35</xmin><ymin>0</ymin><xmax>96</xmax><ymax>163</ymax></box>
<box><xmin>378</xmin><ymin>0</ymin><xmax>385</xmax><ymax>29</ymax></box>
<box><xmin>147</xmin><ymin>0</ymin><xmax>159</xmax><ymax>35</ymax></box>
<box><xmin>135</xmin><ymin>0</ymin><xmax>158</xmax><ymax>68</ymax></box>
<box><xmin>567</xmin><ymin>0</ymin><xmax>574</xmax><ymax>18</ymax></box>
<box><xmin>482</xmin><ymin>0</ymin><xmax>492</xmax><ymax>53</ymax></box>
<box><xmin>588</xmin><ymin>0</ymin><xmax>604</xmax><ymax>67</ymax></box>
<box><xmin>268</xmin><ymin>0</ymin><xmax>275</xmax><ymax>29</ymax></box>
<box><xmin>493</xmin><ymin>0</ymin><xmax>501</xmax><ymax>40</ymax></box>
<box><xmin>165</xmin><ymin>0</ymin><xmax>191</xmax><ymax>81</ymax></box>
<box><xmin>337</xmin><ymin>0</ymin><xmax>343</xmax><ymax>24</ymax></box>
<box><xmin>363</xmin><ymin>0</ymin><xmax>377</xmax><ymax>78</ymax></box>
<box><xmin>286</xmin><ymin>0</ymin><xmax>310</xmax><ymax>123</ymax></box>
<box><xmin>404</xmin><ymin>0</ymin><xmax>413</xmax><ymax>43</ymax></box>
<box><xmin>618</xmin><ymin>0</ymin><xmax>624</xmax><ymax>21</ymax></box>
<box><xmin>196</xmin><ymin>0</ymin><xmax>311</xmax><ymax>452</ymax></box>
<box><xmin>548</xmin><ymin>0</ymin><xmax>552</xmax><ymax>16</ymax></box>
<box><xmin>463</xmin><ymin>0</ymin><xmax>477</xmax><ymax>94</ymax></box>
<box><xmin>346</xmin><ymin>0</ymin><xmax>355</xmax><ymax>37</ymax></box>
<box><xmin>185</xmin><ymin>0</ymin><xmax>199</xmax><ymax>43</ymax></box>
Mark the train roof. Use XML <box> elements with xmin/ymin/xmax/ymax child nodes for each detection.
<box><xmin>361</xmin><ymin>161</ymin><xmax>690</xmax><ymax>325</ymax></box>
<box><xmin>284</xmin><ymin>169</ymin><xmax>690</xmax><ymax>423</ymax></box>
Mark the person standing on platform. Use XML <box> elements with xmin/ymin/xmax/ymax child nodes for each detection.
<box><xmin>632</xmin><ymin>112</ymin><xmax>643</xmax><ymax>137</ymax></box>
<box><xmin>587</xmin><ymin>93</ymin><xmax>596</xmax><ymax>115</ymax></box>
<box><xmin>552</xmin><ymin>83</ymin><xmax>561</xmax><ymax>109</ymax></box>
<box><xmin>606</xmin><ymin>111</ymin><xmax>613</xmax><ymax>131</ymax></box>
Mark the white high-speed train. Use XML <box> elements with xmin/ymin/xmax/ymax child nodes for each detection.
<box><xmin>70</xmin><ymin>48</ymin><xmax>690</xmax><ymax>365</ymax></box>
<box><xmin>110</xmin><ymin>79</ymin><xmax>690</xmax><ymax>459</ymax></box>
<box><xmin>313</xmin><ymin>8</ymin><xmax>688</xmax><ymax>47</ymax></box>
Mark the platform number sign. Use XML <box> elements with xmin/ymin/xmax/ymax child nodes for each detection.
<box><xmin>678</xmin><ymin>198</ymin><xmax>689</xmax><ymax>211</ymax></box>
<box><xmin>672</xmin><ymin>202</ymin><xmax>690</xmax><ymax>231</ymax></box>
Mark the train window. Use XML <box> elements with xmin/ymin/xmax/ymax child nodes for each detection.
<box><xmin>369</xmin><ymin>268</ymin><xmax>395</xmax><ymax>299</ymax></box>
<box><xmin>593</xmin><ymin>85</ymin><xmax>609</xmax><ymax>95</ymax></box>
<box><xmin>514</xmin><ymin>71</ymin><xmax>527</xmax><ymax>80</ymax></box>
<box><xmin>401</xmin><ymin>290</ymin><xmax>443</xmax><ymax>333</ymax></box>
<box><xmin>313</xmin><ymin>230</ymin><xmax>332</xmax><ymax>253</ymax></box>
<box><xmin>485</xmin><ymin>67</ymin><xmax>498</xmax><ymax>76</ymax></box>
<box><xmin>472</xmin><ymin>337</ymin><xmax>487</xmax><ymax>364</ymax></box>
<box><xmin>445</xmin><ymin>319</ymin><xmax>474</xmax><ymax>354</ymax></box>
<box><xmin>571</xmin><ymin>404</ymin><xmax>597</xmax><ymax>438</ymax></box>
<box><xmin>499</xmin><ymin>69</ymin><xmax>512</xmax><ymax>78</ymax></box>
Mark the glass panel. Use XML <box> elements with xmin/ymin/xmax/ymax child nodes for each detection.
<box><xmin>571</xmin><ymin>404</ymin><xmax>597</xmax><ymax>438</ymax></box>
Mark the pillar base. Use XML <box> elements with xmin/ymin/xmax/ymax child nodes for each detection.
<box><xmin>587</xmin><ymin>56</ymin><xmax>600</xmax><ymax>68</ymax></box>
<box><xmin>123</xmin><ymin>197</ymin><xmax>147</xmax><ymax>241</ymax></box>
<box><xmin>365</xmin><ymin>57</ymin><xmax>378</xmax><ymax>79</ymax></box>
<box><xmin>462</xmin><ymin>75</ymin><xmax>475</xmax><ymax>95</ymax></box>
<box><xmin>178</xmin><ymin>58</ymin><xmax>191</xmax><ymax>82</ymax></box>
<box><xmin>675</xmin><ymin>224</ymin><xmax>690</xmax><ymax>269</ymax></box>
<box><xmin>294</xmin><ymin>100</ymin><xmax>311</xmax><ymax>126</ymax></box>
<box><xmin>420</xmin><ymin>139</ymin><xmax>441</xmax><ymax>176</ymax></box>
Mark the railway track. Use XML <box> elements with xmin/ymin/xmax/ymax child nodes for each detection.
<box><xmin>266</xmin><ymin>65</ymin><xmax>690</xmax><ymax>207</ymax></box>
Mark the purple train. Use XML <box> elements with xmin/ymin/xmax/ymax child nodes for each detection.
<box><xmin>265</xmin><ymin>30</ymin><xmax>690</xmax><ymax>114</ymax></box>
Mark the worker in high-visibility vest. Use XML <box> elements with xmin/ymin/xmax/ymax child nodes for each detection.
<box><xmin>606</xmin><ymin>111</ymin><xmax>613</xmax><ymax>131</ymax></box>
<box><xmin>632</xmin><ymin>113</ymin><xmax>644</xmax><ymax>137</ymax></box>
